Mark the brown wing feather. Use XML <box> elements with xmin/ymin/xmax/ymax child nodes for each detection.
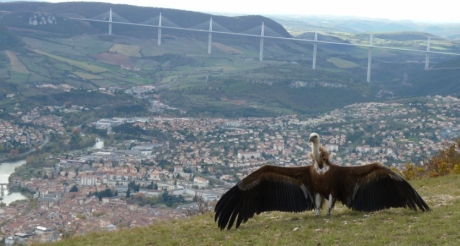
<box><xmin>335</xmin><ymin>163</ymin><xmax>430</xmax><ymax>212</ymax></box>
<box><xmin>214</xmin><ymin>165</ymin><xmax>315</xmax><ymax>230</ymax></box>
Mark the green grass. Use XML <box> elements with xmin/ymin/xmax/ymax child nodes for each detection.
<box><xmin>18</xmin><ymin>56</ymin><xmax>48</xmax><ymax>76</ymax></box>
<box><xmin>73</xmin><ymin>71</ymin><xmax>103</xmax><ymax>80</ymax></box>
<box><xmin>43</xmin><ymin>175</ymin><xmax>460</xmax><ymax>246</ymax></box>
<box><xmin>22</xmin><ymin>37</ymin><xmax>81</xmax><ymax>57</ymax></box>
<box><xmin>46</xmin><ymin>37</ymin><xmax>114</xmax><ymax>55</ymax></box>
<box><xmin>52</xmin><ymin>62</ymin><xmax>74</xmax><ymax>71</ymax></box>
<box><xmin>7</xmin><ymin>71</ymin><xmax>29</xmax><ymax>83</ymax></box>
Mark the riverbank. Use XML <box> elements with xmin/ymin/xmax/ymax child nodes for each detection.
<box><xmin>0</xmin><ymin>136</ymin><xmax>49</xmax><ymax>163</ymax></box>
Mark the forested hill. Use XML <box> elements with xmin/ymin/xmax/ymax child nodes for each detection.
<box><xmin>0</xmin><ymin>1</ymin><xmax>290</xmax><ymax>37</ymax></box>
<box><xmin>0</xmin><ymin>23</ymin><xmax>24</xmax><ymax>50</ymax></box>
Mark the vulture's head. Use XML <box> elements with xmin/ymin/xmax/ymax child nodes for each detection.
<box><xmin>309</xmin><ymin>132</ymin><xmax>320</xmax><ymax>145</ymax></box>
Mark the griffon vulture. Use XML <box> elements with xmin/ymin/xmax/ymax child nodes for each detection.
<box><xmin>214</xmin><ymin>133</ymin><xmax>430</xmax><ymax>230</ymax></box>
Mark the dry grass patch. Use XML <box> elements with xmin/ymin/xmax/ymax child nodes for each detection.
<box><xmin>327</xmin><ymin>57</ymin><xmax>359</xmax><ymax>69</ymax></box>
<box><xmin>6</xmin><ymin>50</ymin><xmax>29</xmax><ymax>73</ymax></box>
<box><xmin>230</xmin><ymin>99</ymin><xmax>247</xmax><ymax>105</ymax></box>
<box><xmin>213</xmin><ymin>42</ymin><xmax>243</xmax><ymax>54</ymax></box>
<box><xmin>92</xmin><ymin>52</ymin><xmax>132</xmax><ymax>67</ymax></box>
<box><xmin>109</xmin><ymin>44</ymin><xmax>141</xmax><ymax>57</ymax></box>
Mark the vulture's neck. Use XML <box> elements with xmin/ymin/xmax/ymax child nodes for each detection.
<box><xmin>311</xmin><ymin>142</ymin><xmax>323</xmax><ymax>168</ymax></box>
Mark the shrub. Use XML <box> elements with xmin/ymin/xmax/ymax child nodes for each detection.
<box><xmin>425</xmin><ymin>138</ymin><xmax>460</xmax><ymax>177</ymax></box>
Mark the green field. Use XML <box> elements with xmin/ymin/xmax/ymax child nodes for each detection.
<box><xmin>46</xmin><ymin>37</ymin><xmax>114</xmax><ymax>55</ymax></box>
<box><xmin>73</xmin><ymin>71</ymin><xmax>103</xmax><ymax>80</ymax></box>
<box><xmin>8</xmin><ymin>71</ymin><xmax>29</xmax><ymax>83</ymax></box>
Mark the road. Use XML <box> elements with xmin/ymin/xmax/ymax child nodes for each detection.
<box><xmin>0</xmin><ymin>135</ymin><xmax>50</xmax><ymax>162</ymax></box>
<box><xmin>21</xmin><ymin>135</ymin><xmax>49</xmax><ymax>156</ymax></box>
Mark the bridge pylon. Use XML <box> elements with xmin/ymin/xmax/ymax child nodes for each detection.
<box><xmin>312</xmin><ymin>31</ymin><xmax>318</xmax><ymax>69</ymax></box>
<box><xmin>425</xmin><ymin>37</ymin><xmax>431</xmax><ymax>70</ymax></box>
<box><xmin>108</xmin><ymin>8</ymin><xmax>113</xmax><ymax>35</ymax></box>
<box><xmin>367</xmin><ymin>33</ymin><xmax>373</xmax><ymax>83</ymax></box>
<box><xmin>158</xmin><ymin>13</ymin><xmax>162</xmax><ymax>45</ymax></box>
<box><xmin>259</xmin><ymin>22</ymin><xmax>265</xmax><ymax>61</ymax></box>
<box><xmin>208</xmin><ymin>17</ymin><xmax>213</xmax><ymax>54</ymax></box>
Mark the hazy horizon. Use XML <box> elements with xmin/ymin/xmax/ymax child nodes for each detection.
<box><xmin>42</xmin><ymin>0</ymin><xmax>460</xmax><ymax>24</ymax></box>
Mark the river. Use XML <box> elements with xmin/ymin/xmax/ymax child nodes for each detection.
<box><xmin>0</xmin><ymin>159</ymin><xmax>27</xmax><ymax>205</ymax></box>
<box><xmin>89</xmin><ymin>138</ymin><xmax>104</xmax><ymax>150</ymax></box>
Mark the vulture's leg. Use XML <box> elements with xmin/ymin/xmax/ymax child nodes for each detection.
<box><xmin>327</xmin><ymin>194</ymin><xmax>336</xmax><ymax>215</ymax></box>
<box><xmin>315</xmin><ymin>193</ymin><xmax>323</xmax><ymax>216</ymax></box>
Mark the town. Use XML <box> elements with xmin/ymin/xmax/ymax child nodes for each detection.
<box><xmin>1</xmin><ymin>94</ymin><xmax>460</xmax><ymax>244</ymax></box>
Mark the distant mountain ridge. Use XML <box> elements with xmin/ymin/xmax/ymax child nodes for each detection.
<box><xmin>271</xmin><ymin>15</ymin><xmax>460</xmax><ymax>39</ymax></box>
<box><xmin>0</xmin><ymin>2</ymin><xmax>291</xmax><ymax>37</ymax></box>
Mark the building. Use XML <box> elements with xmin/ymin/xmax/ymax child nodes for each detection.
<box><xmin>80</xmin><ymin>175</ymin><xmax>97</xmax><ymax>186</ymax></box>
<box><xmin>193</xmin><ymin>177</ymin><xmax>209</xmax><ymax>188</ymax></box>
<box><xmin>237</xmin><ymin>151</ymin><xmax>261</xmax><ymax>159</ymax></box>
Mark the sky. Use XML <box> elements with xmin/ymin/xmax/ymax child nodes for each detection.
<box><xmin>51</xmin><ymin>0</ymin><xmax>460</xmax><ymax>23</ymax></box>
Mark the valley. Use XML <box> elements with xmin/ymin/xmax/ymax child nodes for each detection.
<box><xmin>0</xmin><ymin>2</ymin><xmax>460</xmax><ymax>244</ymax></box>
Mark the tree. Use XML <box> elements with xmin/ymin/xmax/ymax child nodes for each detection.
<box><xmin>64</xmin><ymin>101</ymin><xmax>72</xmax><ymax>108</ymax></box>
<box><xmin>426</xmin><ymin>138</ymin><xmax>460</xmax><ymax>177</ymax></box>
<box><xmin>10</xmin><ymin>149</ymin><xmax>19</xmax><ymax>156</ymax></box>
<box><xmin>70</xmin><ymin>185</ymin><xmax>79</xmax><ymax>192</ymax></box>
<box><xmin>89</xmin><ymin>189</ymin><xmax>114</xmax><ymax>201</ymax></box>
<box><xmin>128</xmin><ymin>181</ymin><xmax>140</xmax><ymax>192</ymax></box>
<box><xmin>146</xmin><ymin>181</ymin><xmax>152</xmax><ymax>189</ymax></box>
<box><xmin>72</xmin><ymin>128</ymin><xmax>80</xmax><ymax>135</ymax></box>
<box><xmin>26</xmin><ymin>155</ymin><xmax>35</xmax><ymax>165</ymax></box>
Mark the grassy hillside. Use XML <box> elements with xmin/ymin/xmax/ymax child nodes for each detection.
<box><xmin>43</xmin><ymin>174</ymin><xmax>460</xmax><ymax>246</ymax></box>
<box><xmin>162</xmin><ymin>64</ymin><xmax>370</xmax><ymax>116</ymax></box>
